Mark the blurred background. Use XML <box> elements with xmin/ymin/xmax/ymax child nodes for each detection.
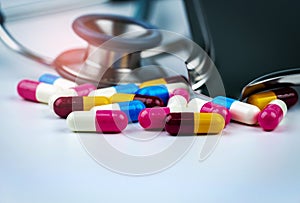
<box><xmin>1</xmin><ymin>0</ymin><xmax>300</xmax><ymax>97</ymax></box>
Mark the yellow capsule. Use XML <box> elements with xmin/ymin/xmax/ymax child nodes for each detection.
<box><xmin>193</xmin><ymin>113</ymin><xmax>225</xmax><ymax>134</ymax></box>
<box><xmin>247</xmin><ymin>87</ymin><xmax>298</xmax><ymax>110</ymax></box>
<box><xmin>82</xmin><ymin>96</ymin><xmax>110</xmax><ymax>111</ymax></box>
<box><xmin>165</xmin><ymin>112</ymin><xmax>225</xmax><ymax>135</ymax></box>
<box><xmin>139</xmin><ymin>78</ymin><xmax>167</xmax><ymax>88</ymax></box>
<box><xmin>109</xmin><ymin>93</ymin><xmax>135</xmax><ymax>103</ymax></box>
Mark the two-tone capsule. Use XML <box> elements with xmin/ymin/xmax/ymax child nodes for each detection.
<box><xmin>139</xmin><ymin>75</ymin><xmax>189</xmax><ymax>88</ymax></box>
<box><xmin>258</xmin><ymin>99</ymin><xmax>287</xmax><ymax>131</ymax></box>
<box><xmin>165</xmin><ymin>112</ymin><xmax>225</xmax><ymax>135</ymax></box>
<box><xmin>109</xmin><ymin>93</ymin><xmax>164</xmax><ymax>108</ymax></box>
<box><xmin>48</xmin><ymin>83</ymin><xmax>97</xmax><ymax>108</ymax></box>
<box><xmin>135</xmin><ymin>83</ymin><xmax>188</xmax><ymax>105</ymax></box>
<box><xmin>187</xmin><ymin>98</ymin><xmax>231</xmax><ymax>126</ymax></box>
<box><xmin>17</xmin><ymin>79</ymin><xmax>64</xmax><ymax>103</ymax></box>
<box><xmin>39</xmin><ymin>73</ymin><xmax>77</xmax><ymax>88</ymax></box>
<box><xmin>138</xmin><ymin>95</ymin><xmax>189</xmax><ymax>130</ymax></box>
<box><xmin>88</xmin><ymin>83</ymin><xmax>139</xmax><ymax>97</ymax></box>
<box><xmin>212</xmin><ymin>96</ymin><xmax>260</xmax><ymax>125</ymax></box>
<box><xmin>53</xmin><ymin>96</ymin><xmax>110</xmax><ymax>118</ymax></box>
<box><xmin>247</xmin><ymin>87</ymin><xmax>298</xmax><ymax>109</ymax></box>
<box><xmin>91</xmin><ymin>101</ymin><xmax>145</xmax><ymax>123</ymax></box>
<box><xmin>67</xmin><ymin>110</ymin><xmax>128</xmax><ymax>133</ymax></box>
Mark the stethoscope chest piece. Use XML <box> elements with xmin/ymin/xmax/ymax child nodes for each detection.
<box><xmin>54</xmin><ymin>14</ymin><xmax>162</xmax><ymax>87</ymax></box>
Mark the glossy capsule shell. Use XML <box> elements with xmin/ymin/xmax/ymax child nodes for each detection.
<box><xmin>88</xmin><ymin>83</ymin><xmax>139</xmax><ymax>97</ymax></box>
<box><xmin>212</xmin><ymin>96</ymin><xmax>260</xmax><ymax>125</ymax></box>
<box><xmin>67</xmin><ymin>110</ymin><xmax>128</xmax><ymax>133</ymax></box>
<box><xmin>247</xmin><ymin>87</ymin><xmax>298</xmax><ymax>109</ymax></box>
<box><xmin>48</xmin><ymin>83</ymin><xmax>97</xmax><ymax>109</ymax></box>
<box><xmin>187</xmin><ymin>98</ymin><xmax>231</xmax><ymax>126</ymax></box>
<box><xmin>258</xmin><ymin>99</ymin><xmax>287</xmax><ymax>131</ymax></box>
<box><xmin>139</xmin><ymin>75</ymin><xmax>189</xmax><ymax>88</ymax></box>
<box><xmin>138</xmin><ymin>107</ymin><xmax>171</xmax><ymax>130</ymax></box>
<box><xmin>135</xmin><ymin>83</ymin><xmax>188</xmax><ymax>105</ymax></box>
<box><xmin>17</xmin><ymin>79</ymin><xmax>64</xmax><ymax>103</ymax></box>
<box><xmin>138</xmin><ymin>95</ymin><xmax>189</xmax><ymax>130</ymax></box>
<box><xmin>53</xmin><ymin>96</ymin><xmax>110</xmax><ymax>118</ymax></box>
<box><xmin>109</xmin><ymin>93</ymin><xmax>164</xmax><ymax>108</ymax></box>
<box><xmin>165</xmin><ymin>113</ymin><xmax>225</xmax><ymax>135</ymax></box>
<box><xmin>39</xmin><ymin>73</ymin><xmax>77</xmax><ymax>88</ymax></box>
<box><xmin>91</xmin><ymin>101</ymin><xmax>145</xmax><ymax>123</ymax></box>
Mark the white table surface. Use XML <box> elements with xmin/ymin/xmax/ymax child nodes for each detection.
<box><xmin>1</xmin><ymin>1</ymin><xmax>300</xmax><ymax>203</ymax></box>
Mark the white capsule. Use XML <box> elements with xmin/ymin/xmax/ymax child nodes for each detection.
<box><xmin>167</xmin><ymin>95</ymin><xmax>189</xmax><ymax>112</ymax></box>
<box><xmin>186</xmin><ymin>98</ymin><xmax>207</xmax><ymax>112</ymax></box>
<box><xmin>67</xmin><ymin>111</ymin><xmax>96</xmax><ymax>132</ymax></box>
<box><xmin>88</xmin><ymin>83</ymin><xmax>139</xmax><ymax>97</ymax></box>
<box><xmin>212</xmin><ymin>96</ymin><xmax>260</xmax><ymax>125</ymax></box>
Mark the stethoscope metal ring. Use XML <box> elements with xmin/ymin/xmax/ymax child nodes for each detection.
<box><xmin>72</xmin><ymin>14</ymin><xmax>162</xmax><ymax>50</ymax></box>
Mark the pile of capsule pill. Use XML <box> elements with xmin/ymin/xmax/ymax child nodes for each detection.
<box><xmin>17</xmin><ymin>73</ymin><xmax>299</xmax><ymax>135</ymax></box>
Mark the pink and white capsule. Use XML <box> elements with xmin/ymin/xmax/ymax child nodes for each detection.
<box><xmin>170</xmin><ymin>88</ymin><xmax>190</xmax><ymax>102</ymax></box>
<box><xmin>17</xmin><ymin>80</ymin><xmax>64</xmax><ymax>103</ymax></box>
<box><xmin>187</xmin><ymin>98</ymin><xmax>231</xmax><ymax>125</ymax></box>
<box><xmin>67</xmin><ymin>110</ymin><xmax>128</xmax><ymax>133</ymax></box>
<box><xmin>258</xmin><ymin>99</ymin><xmax>287</xmax><ymax>131</ymax></box>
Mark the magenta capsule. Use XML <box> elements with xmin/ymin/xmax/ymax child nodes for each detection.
<box><xmin>138</xmin><ymin>107</ymin><xmax>171</xmax><ymax>130</ymax></box>
<box><xmin>139</xmin><ymin>95</ymin><xmax>189</xmax><ymax>130</ymax></box>
<box><xmin>187</xmin><ymin>98</ymin><xmax>231</xmax><ymax>126</ymax></box>
<box><xmin>67</xmin><ymin>110</ymin><xmax>128</xmax><ymax>133</ymax></box>
<box><xmin>258</xmin><ymin>99</ymin><xmax>287</xmax><ymax>131</ymax></box>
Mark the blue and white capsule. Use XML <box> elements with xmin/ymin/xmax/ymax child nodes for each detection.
<box><xmin>212</xmin><ymin>96</ymin><xmax>260</xmax><ymax>125</ymax></box>
<box><xmin>88</xmin><ymin>83</ymin><xmax>139</xmax><ymax>97</ymax></box>
<box><xmin>135</xmin><ymin>83</ymin><xmax>188</xmax><ymax>105</ymax></box>
<box><xmin>91</xmin><ymin>100</ymin><xmax>145</xmax><ymax>123</ymax></box>
<box><xmin>39</xmin><ymin>73</ymin><xmax>77</xmax><ymax>89</ymax></box>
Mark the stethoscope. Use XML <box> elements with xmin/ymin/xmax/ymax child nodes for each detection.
<box><xmin>1</xmin><ymin>0</ymin><xmax>300</xmax><ymax>99</ymax></box>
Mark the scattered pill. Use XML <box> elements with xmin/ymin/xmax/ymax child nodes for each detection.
<box><xmin>258</xmin><ymin>99</ymin><xmax>287</xmax><ymax>131</ymax></box>
<box><xmin>67</xmin><ymin>110</ymin><xmax>128</xmax><ymax>133</ymax></box>
<box><xmin>187</xmin><ymin>98</ymin><xmax>231</xmax><ymax>126</ymax></box>
<box><xmin>212</xmin><ymin>96</ymin><xmax>260</xmax><ymax>125</ymax></box>
<box><xmin>136</xmin><ymin>83</ymin><xmax>188</xmax><ymax>105</ymax></box>
<box><xmin>48</xmin><ymin>83</ymin><xmax>97</xmax><ymax>109</ymax></box>
<box><xmin>91</xmin><ymin>101</ymin><xmax>145</xmax><ymax>123</ymax></box>
<box><xmin>165</xmin><ymin>112</ymin><xmax>225</xmax><ymax>135</ymax></box>
<box><xmin>88</xmin><ymin>83</ymin><xmax>139</xmax><ymax>97</ymax></box>
<box><xmin>138</xmin><ymin>95</ymin><xmax>189</xmax><ymax>130</ymax></box>
<box><xmin>17</xmin><ymin>79</ymin><xmax>64</xmax><ymax>103</ymax></box>
<box><xmin>109</xmin><ymin>93</ymin><xmax>164</xmax><ymax>108</ymax></box>
<box><xmin>247</xmin><ymin>87</ymin><xmax>298</xmax><ymax>109</ymax></box>
<box><xmin>39</xmin><ymin>73</ymin><xmax>77</xmax><ymax>88</ymax></box>
<box><xmin>53</xmin><ymin>96</ymin><xmax>110</xmax><ymax>118</ymax></box>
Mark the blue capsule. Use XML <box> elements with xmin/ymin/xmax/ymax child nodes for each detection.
<box><xmin>38</xmin><ymin>73</ymin><xmax>77</xmax><ymax>88</ymax></box>
<box><xmin>136</xmin><ymin>85</ymin><xmax>169</xmax><ymax>105</ymax></box>
<box><xmin>91</xmin><ymin>100</ymin><xmax>146</xmax><ymax>123</ymax></box>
